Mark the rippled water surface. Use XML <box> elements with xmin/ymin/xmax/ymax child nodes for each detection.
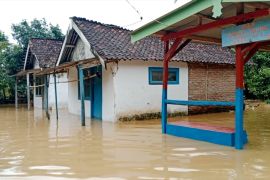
<box><xmin>0</xmin><ymin>103</ymin><xmax>270</xmax><ymax>179</ymax></box>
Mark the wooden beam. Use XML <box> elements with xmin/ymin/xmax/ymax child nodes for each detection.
<box><xmin>196</xmin><ymin>13</ymin><xmax>217</xmax><ymax>21</ymax></box>
<box><xmin>236</xmin><ymin>2</ymin><xmax>245</xmax><ymax>15</ymax></box>
<box><xmin>235</xmin><ymin>45</ymin><xmax>245</xmax><ymax>150</ymax></box>
<box><xmin>244</xmin><ymin>46</ymin><xmax>259</xmax><ymax>64</ymax></box>
<box><xmin>172</xmin><ymin>39</ymin><xmax>192</xmax><ymax>58</ymax></box>
<box><xmin>65</xmin><ymin>44</ymin><xmax>75</xmax><ymax>48</ymax></box>
<box><xmin>242</xmin><ymin>42</ymin><xmax>260</xmax><ymax>55</ymax></box>
<box><xmin>166</xmin><ymin>100</ymin><xmax>235</xmax><ymax>106</ymax></box>
<box><xmin>260</xmin><ymin>45</ymin><xmax>270</xmax><ymax>51</ymax></box>
<box><xmin>245</xmin><ymin>2</ymin><xmax>270</xmax><ymax>9</ymax></box>
<box><xmin>186</xmin><ymin>35</ymin><xmax>221</xmax><ymax>45</ymax></box>
<box><xmin>78</xmin><ymin>65</ymin><xmax>86</xmax><ymax>126</ymax></box>
<box><xmin>162</xmin><ymin>9</ymin><xmax>270</xmax><ymax>41</ymax></box>
<box><xmin>53</xmin><ymin>73</ymin><xmax>59</xmax><ymax>120</ymax></box>
<box><xmin>26</xmin><ymin>73</ymin><xmax>30</xmax><ymax>110</ymax></box>
<box><xmin>44</xmin><ymin>75</ymin><xmax>50</xmax><ymax>120</ymax></box>
<box><xmin>161</xmin><ymin>40</ymin><xmax>169</xmax><ymax>134</ymax></box>
<box><xmin>164</xmin><ymin>39</ymin><xmax>182</xmax><ymax>62</ymax></box>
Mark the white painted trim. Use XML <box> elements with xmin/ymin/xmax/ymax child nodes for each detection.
<box><xmin>57</xmin><ymin>19</ymin><xmax>106</xmax><ymax>69</ymax></box>
<box><xmin>71</xmin><ymin>20</ymin><xmax>106</xmax><ymax>69</ymax></box>
<box><xmin>33</xmin><ymin>54</ymin><xmax>40</xmax><ymax>69</ymax></box>
<box><xmin>56</xmin><ymin>22</ymin><xmax>73</xmax><ymax>66</ymax></box>
<box><xmin>23</xmin><ymin>44</ymin><xmax>30</xmax><ymax>70</ymax></box>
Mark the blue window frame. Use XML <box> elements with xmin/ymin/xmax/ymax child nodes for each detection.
<box><xmin>148</xmin><ymin>67</ymin><xmax>179</xmax><ymax>85</ymax></box>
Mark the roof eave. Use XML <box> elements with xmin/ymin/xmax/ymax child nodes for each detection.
<box><xmin>131</xmin><ymin>0</ymin><xmax>213</xmax><ymax>43</ymax></box>
<box><xmin>131</xmin><ymin>0</ymin><xmax>270</xmax><ymax>43</ymax></box>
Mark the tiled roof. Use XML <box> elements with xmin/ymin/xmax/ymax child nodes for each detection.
<box><xmin>71</xmin><ymin>17</ymin><xmax>235</xmax><ymax>64</ymax></box>
<box><xmin>29</xmin><ymin>38</ymin><xmax>63</xmax><ymax>68</ymax></box>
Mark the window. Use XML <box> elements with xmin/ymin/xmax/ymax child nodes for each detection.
<box><xmin>148</xmin><ymin>67</ymin><xmax>179</xmax><ymax>85</ymax></box>
<box><xmin>78</xmin><ymin>68</ymin><xmax>92</xmax><ymax>100</ymax></box>
<box><xmin>35</xmin><ymin>76</ymin><xmax>44</xmax><ymax>96</ymax></box>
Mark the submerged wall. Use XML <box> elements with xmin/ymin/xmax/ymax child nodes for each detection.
<box><xmin>67</xmin><ymin>67</ymin><xmax>91</xmax><ymax>117</ymax></box>
<box><xmin>188</xmin><ymin>63</ymin><xmax>235</xmax><ymax>114</ymax></box>
<box><xmin>48</xmin><ymin>73</ymin><xmax>69</xmax><ymax>109</ymax></box>
<box><xmin>33</xmin><ymin>73</ymin><xmax>69</xmax><ymax>109</ymax></box>
<box><xmin>112</xmin><ymin>60</ymin><xmax>189</xmax><ymax>120</ymax></box>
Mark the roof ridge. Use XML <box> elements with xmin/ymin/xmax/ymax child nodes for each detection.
<box><xmin>30</xmin><ymin>38</ymin><xmax>63</xmax><ymax>42</ymax></box>
<box><xmin>70</xmin><ymin>16</ymin><xmax>131</xmax><ymax>32</ymax></box>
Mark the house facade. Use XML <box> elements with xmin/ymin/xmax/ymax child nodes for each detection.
<box><xmin>23</xmin><ymin>38</ymin><xmax>68</xmax><ymax>109</ymax></box>
<box><xmin>57</xmin><ymin>17</ymin><xmax>235</xmax><ymax>122</ymax></box>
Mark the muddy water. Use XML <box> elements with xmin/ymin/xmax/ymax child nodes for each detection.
<box><xmin>0</xmin><ymin>104</ymin><xmax>270</xmax><ymax>180</ymax></box>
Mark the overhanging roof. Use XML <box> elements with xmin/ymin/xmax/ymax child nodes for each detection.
<box><xmin>131</xmin><ymin>0</ymin><xmax>270</xmax><ymax>47</ymax></box>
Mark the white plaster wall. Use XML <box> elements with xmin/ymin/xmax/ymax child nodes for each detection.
<box><xmin>113</xmin><ymin>61</ymin><xmax>189</xmax><ymax>119</ymax></box>
<box><xmin>33</xmin><ymin>74</ymin><xmax>43</xmax><ymax>109</ymax></box>
<box><xmin>102</xmin><ymin>63</ymin><xmax>116</xmax><ymax>122</ymax></box>
<box><xmin>71</xmin><ymin>38</ymin><xmax>95</xmax><ymax>61</ymax></box>
<box><xmin>33</xmin><ymin>96</ymin><xmax>43</xmax><ymax>109</ymax></box>
<box><xmin>67</xmin><ymin>67</ymin><xmax>91</xmax><ymax>117</ymax></box>
<box><xmin>33</xmin><ymin>74</ymin><xmax>68</xmax><ymax>109</ymax></box>
<box><xmin>33</xmin><ymin>57</ymin><xmax>40</xmax><ymax>69</ymax></box>
<box><xmin>48</xmin><ymin>73</ymin><xmax>69</xmax><ymax>109</ymax></box>
<box><xmin>65</xmin><ymin>37</ymin><xmax>96</xmax><ymax>118</ymax></box>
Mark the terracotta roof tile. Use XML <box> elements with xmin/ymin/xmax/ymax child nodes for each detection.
<box><xmin>71</xmin><ymin>17</ymin><xmax>235</xmax><ymax>64</ymax></box>
<box><xmin>29</xmin><ymin>38</ymin><xmax>63</xmax><ymax>68</ymax></box>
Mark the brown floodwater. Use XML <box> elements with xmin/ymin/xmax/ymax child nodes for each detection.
<box><xmin>0</xmin><ymin>103</ymin><xmax>270</xmax><ymax>180</ymax></box>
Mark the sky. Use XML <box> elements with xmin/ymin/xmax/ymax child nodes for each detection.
<box><xmin>0</xmin><ymin>0</ymin><xmax>190</xmax><ymax>43</ymax></box>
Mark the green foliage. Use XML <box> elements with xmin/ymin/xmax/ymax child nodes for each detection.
<box><xmin>0</xmin><ymin>18</ymin><xmax>64</xmax><ymax>103</ymax></box>
<box><xmin>0</xmin><ymin>31</ymin><xmax>11</xmax><ymax>100</ymax></box>
<box><xmin>11</xmin><ymin>18</ymin><xmax>64</xmax><ymax>48</ymax></box>
<box><xmin>0</xmin><ymin>31</ymin><xmax>8</xmax><ymax>49</ymax></box>
<box><xmin>245</xmin><ymin>52</ymin><xmax>270</xmax><ymax>100</ymax></box>
<box><xmin>266</xmin><ymin>99</ymin><xmax>270</xmax><ymax>104</ymax></box>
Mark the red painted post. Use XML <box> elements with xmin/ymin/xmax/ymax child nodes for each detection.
<box><xmin>161</xmin><ymin>41</ymin><xmax>169</xmax><ymax>134</ymax></box>
<box><xmin>236</xmin><ymin>46</ymin><xmax>244</xmax><ymax>88</ymax></box>
<box><xmin>163</xmin><ymin>42</ymin><xmax>169</xmax><ymax>88</ymax></box>
<box><xmin>235</xmin><ymin>45</ymin><xmax>244</xmax><ymax>149</ymax></box>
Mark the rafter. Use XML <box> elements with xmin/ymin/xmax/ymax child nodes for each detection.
<box><xmin>245</xmin><ymin>2</ymin><xmax>270</xmax><ymax>9</ymax></box>
<box><xmin>162</xmin><ymin>9</ymin><xmax>270</xmax><ymax>41</ymax></box>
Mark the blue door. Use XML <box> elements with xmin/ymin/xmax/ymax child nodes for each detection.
<box><xmin>90</xmin><ymin>66</ymin><xmax>102</xmax><ymax>120</ymax></box>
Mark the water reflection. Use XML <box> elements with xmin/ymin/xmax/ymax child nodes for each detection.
<box><xmin>0</xmin><ymin>104</ymin><xmax>269</xmax><ymax>179</ymax></box>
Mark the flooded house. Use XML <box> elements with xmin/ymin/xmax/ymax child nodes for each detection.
<box><xmin>21</xmin><ymin>38</ymin><xmax>68</xmax><ymax>109</ymax></box>
<box><xmin>56</xmin><ymin>17</ymin><xmax>235</xmax><ymax>122</ymax></box>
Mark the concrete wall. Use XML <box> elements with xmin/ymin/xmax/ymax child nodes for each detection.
<box><xmin>188</xmin><ymin>63</ymin><xmax>235</xmax><ymax>113</ymax></box>
<box><xmin>102</xmin><ymin>63</ymin><xmax>116</xmax><ymax>122</ymax></box>
<box><xmin>48</xmin><ymin>73</ymin><xmax>69</xmax><ymax>109</ymax></box>
<box><xmin>66</xmin><ymin>60</ymin><xmax>188</xmax><ymax>122</ymax></box>
<box><xmin>67</xmin><ymin>65</ymin><xmax>115</xmax><ymax>120</ymax></box>
<box><xmin>71</xmin><ymin>38</ymin><xmax>95</xmax><ymax>61</ymax></box>
<box><xmin>64</xmin><ymin>36</ymin><xmax>189</xmax><ymax>121</ymax></box>
<box><xmin>33</xmin><ymin>73</ymin><xmax>68</xmax><ymax>109</ymax></box>
<box><xmin>33</xmin><ymin>96</ymin><xmax>43</xmax><ymax>109</ymax></box>
<box><xmin>66</xmin><ymin>37</ymin><xmax>96</xmax><ymax>117</ymax></box>
<box><xmin>112</xmin><ymin>61</ymin><xmax>189</xmax><ymax>120</ymax></box>
<box><xmin>67</xmin><ymin>66</ymin><xmax>91</xmax><ymax>117</ymax></box>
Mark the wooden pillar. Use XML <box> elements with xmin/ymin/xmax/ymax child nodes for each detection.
<box><xmin>53</xmin><ymin>73</ymin><xmax>59</xmax><ymax>120</ymax></box>
<box><xmin>235</xmin><ymin>45</ymin><xmax>244</xmax><ymax>150</ymax></box>
<box><xmin>79</xmin><ymin>65</ymin><xmax>86</xmax><ymax>126</ymax></box>
<box><xmin>44</xmin><ymin>75</ymin><xmax>49</xmax><ymax>119</ymax></box>
<box><xmin>26</xmin><ymin>73</ymin><xmax>30</xmax><ymax>110</ymax></box>
<box><xmin>161</xmin><ymin>41</ymin><xmax>169</xmax><ymax>134</ymax></box>
<box><xmin>15</xmin><ymin>77</ymin><xmax>18</xmax><ymax>108</ymax></box>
